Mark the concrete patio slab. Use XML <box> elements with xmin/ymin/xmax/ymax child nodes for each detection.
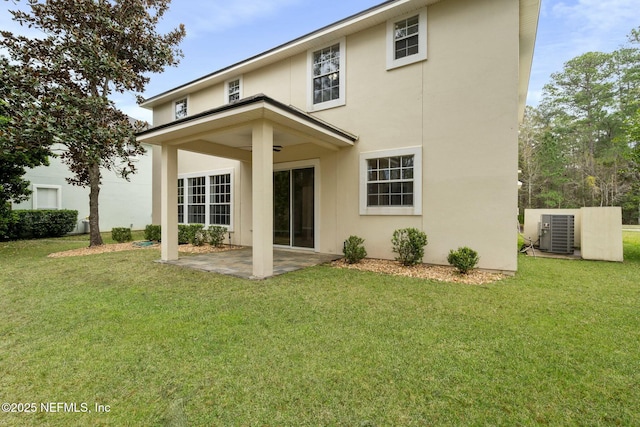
<box><xmin>159</xmin><ymin>247</ymin><xmax>342</xmax><ymax>279</ymax></box>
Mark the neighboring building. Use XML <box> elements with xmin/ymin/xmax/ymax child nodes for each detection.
<box><xmin>138</xmin><ymin>0</ymin><xmax>541</xmax><ymax>278</ymax></box>
<box><xmin>13</xmin><ymin>143</ymin><xmax>153</xmax><ymax>233</ymax></box>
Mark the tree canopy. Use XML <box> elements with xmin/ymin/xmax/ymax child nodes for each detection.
<box><xmin>0</xmin><ymin>0</ymin><xmax>185</xmax><ymax>245</ymax></box>
<box><xmin>0</xmin><ymin>59</ymin><xmax>53</xmax><ymax>206</ymax></box>
<box><xmin>519</xmin><ymin>27</ymin><xmax>640</xmax><ymax>223</ymax></box>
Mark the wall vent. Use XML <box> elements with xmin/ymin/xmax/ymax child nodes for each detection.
<box><xmin>538</xmin><ymin>214</ymin><xmax>575</xmax><ymax>254</ymax></box>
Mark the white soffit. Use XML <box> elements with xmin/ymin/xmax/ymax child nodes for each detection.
<box><xmin>141</xmin><ymin>0</ymin><xmax>442</xmax><ymax>109</ymax></box>
<box><xmin>519</xmin><ymin>0</ymin><xmax>542</xmax><ymax>122</ymax></box>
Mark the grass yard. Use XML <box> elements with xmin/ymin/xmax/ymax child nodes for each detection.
<box><xmin>0</xmin><ymin>233</ymin><xmax>639</xmax><ymax>426</ymax></box>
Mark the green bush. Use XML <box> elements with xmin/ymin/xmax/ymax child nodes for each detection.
<box><xmin>178</xmin><ymin>224</ymin><xmax>204</xmax><ymax>245</ymax></box>
<box><xmin>391</xmin><ymin>228</ymin><xmax>428</xmax><ymax>266</ymax></box>
<box><xmin>5</xmin><ymin>210</ymin><xmax>78</xmax><ymax>240</ymax></box>
<box><xmin>343</xmin><ymin>235</ymin><xmax>367</xmax><ymax>264</ymax></box>
<box><xmin>208</xmin><ymin>226</ymin><xmax>227</xmax><ymax>247</ymax></box>
<box><xmin>193</xmin><ymin>229</ymin><xmax>207</xmax><ymax>246</ymax></box>
<box><xmin>0</xmin><ymin>202</ymin><xmax>11</xmax><ymax>240</ymax></box>
<box><xmin>447</xmin><ymin>246</ymin><xmax>480</xmax><ymax>274</ymax></box>
<box><xmin>144</xmin><ymin>224</ymin><xmax>161</xmax><ymax>242</ymax></box>
<box><xmin>111</xmin><ymin>227</ymin><xmax>132</xmax><ymax>243</ymax></box>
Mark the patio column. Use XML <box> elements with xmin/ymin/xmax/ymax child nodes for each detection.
<box><xmin>161</xmin><ymin>144</ymin><xmax>178</xmax><ymax>261</ymax></box>
<box><xmin>251</xmin><ymin>120</ymin><xmax>274</xmax><ymax>278</ymax></box>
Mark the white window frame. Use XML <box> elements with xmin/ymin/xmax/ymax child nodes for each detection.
<box><xmin>225</xmin><ymin>77</ymin><xmax>243</xmax><ymax>103</ymax></box>
<box><xmin>208</xmin><ymin>172</ymin><xmax>233</xmax><ymax>227</ymax></box>
<box><xmin>187</xmin><ymin>176</ymin><xmax>207</xmax><ymax>224</ymax></box>
<box><xmin>386</xmin><ymin>9</ymin><xmax>428</xmax><ymax>70</ymax></box>
<box><xmin>32</xmin><ymin>184</ymin><xmax>62</xmax><ymax>210</ymax></box>
<box><xmin>178</xmin><ymin>168</ymin><xmax>234</xmax><ymax>231</ymax></box>
<box><xmin>177</xmin><ymin>178</ymin><xmax>185</xmax><ymax>224</ymax></box>
<box><xmin>360</xmin><ymin>147</ymin><xmax>422</xmax><ymax>216</ymax></box>
<box><xmin>174</xmin><ymin>97</ymin><xmax>188</xmax><ymax>120</ymax></box>
<box><xmin>307</xmin><ymin>37</ymin><xmax>346</xmax><ymax>112</ymax></box>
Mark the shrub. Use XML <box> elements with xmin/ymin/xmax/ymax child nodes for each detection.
<box><xmin>144</xmin><ymin>224</ymin><xmax>161</xmax><ymax>242</ymax></box>
<box><xmin>208</xmin><ymin>225</ymin><xmax>227</xmax><ymax>247</ymax></box>
<box><xmin>192</xmin><ymin>229</ymin><xmax>208</xmax><ymax>246</ymax></box>
<box><xmin>447</xmin><ymin>246</ymin><xmax>480</xmax><ymax>274</ymax></box>
<box><xmin>111</xmin><ymin>227</ymin><xmax>132</xmax><ymax>243</ymax></box>
<box><xmin>5</xmin><ymin>210</ymin><xmax>78</xmax><ymax>240</ymax></box>
<box><xmin>343</xmin><ymin>235</ymin><xmax>367</xmax><ymax>264</ymax></box>
<box><xmin>392</xmin><ymin>228</ymin><xmax>428</xmax><ymax>266</ymax></box>
<box><xmin>0</xmin><ymin>202</ymin><xmax>11</xmax><ymax>240</ymax></box>
<box><xmin>178</xmin><ymin>224</ymin><xmax>204</xmax><ymax>245</ymax></box>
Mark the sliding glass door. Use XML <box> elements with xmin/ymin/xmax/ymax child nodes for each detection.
<box><xmin>273</xmin><ymin>167</ymin><xmax>314</xmax><ymax>249</ymax></box>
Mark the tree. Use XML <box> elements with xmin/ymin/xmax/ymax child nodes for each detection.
<box><xmin>1</xmin><ymin>0</ymin><xmax>185</xmax><ymax>246</ymax></box>
<box><xmin>520</xmin><ymin>26</ymin><xmax>640</xmax><ymax>222</ymax></box>
<box><xmin>518</xmin><ymin>106</ymin><xmax>543</xmax><ymax>209</ymax></box>
<box><xmin>539</xmin><ymin>48</ymin><xmax>637</xmax><ymax>210</ymax></box>
<box><xmin>0</xmin><ymin>59</ymin><xmax>54</xmax><ymax>205</ymax></box>
<box><xmin>1</xmin><ymin>59</ymin><xmax>54</xmax><ymax>240</ymax></box>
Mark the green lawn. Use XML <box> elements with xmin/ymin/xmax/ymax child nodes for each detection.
<box><xmin>1</xmin><ymin>233</ymin><xmax>639</xmax><ymax>426</ymax></box>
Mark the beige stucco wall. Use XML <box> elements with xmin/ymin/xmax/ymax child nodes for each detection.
<box><xmin>580</xmin><ymin>207</ymin><xmax>623</xmax><ymax>262</ymax></box>
<box><xmin>149</xmin><ymin>0</ymin><xmax>524</xmax><ymax>272</ymax></box>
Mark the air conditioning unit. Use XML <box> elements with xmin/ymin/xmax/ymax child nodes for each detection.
<box><xmin>538</xmin><ymin>214</ymin><xmax>575</xmax><ymax>254</ymax></box>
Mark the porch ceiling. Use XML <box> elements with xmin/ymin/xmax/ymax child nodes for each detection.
<box><xmin>136</xmin><ymin>94</ymin><xmax>358</xmax><ymax>160</ymax></box>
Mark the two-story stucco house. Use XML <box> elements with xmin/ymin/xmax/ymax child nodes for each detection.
<box><xmin>137</xmin><ymin>0</ymin><xmax>541</xmax><ymax>278</ymax></box>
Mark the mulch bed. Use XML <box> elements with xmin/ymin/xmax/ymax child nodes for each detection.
<box><xmin>331</xmin><ymin>258</ymin><xmax>505</xmax><ymax>285</ymax></box>
<box><xmin>47</xmin><ymin>242</ymin><xmax>505</xmax><ymax>284</ymax></box>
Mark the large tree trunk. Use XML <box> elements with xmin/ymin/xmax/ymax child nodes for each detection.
<box><xmin>88</xmin><ymin>161</ymin><xmax>103</xmax><ymax>247</ymax></box>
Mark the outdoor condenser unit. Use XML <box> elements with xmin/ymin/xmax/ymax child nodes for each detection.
<box><xmin>538</xmin><ymin>214</ymin><xmax>575</xmax><ymax>254</ymax></box>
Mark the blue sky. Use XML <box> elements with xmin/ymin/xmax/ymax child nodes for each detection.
<box><xmin>1</xmin><ymin>0</ymin><xmax>639</xmax><ymax>122</ymax></box>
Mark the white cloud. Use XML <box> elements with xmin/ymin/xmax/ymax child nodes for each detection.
<box><xmin>551</xmin><ymin>0</ymin><xmax>638</xmax><ymax>48</ymax></box>
<box><xmin>114</xmin><ymin>95</ymin><xmax>153</xmax><ymax>123</ymax></box>
<box><xmin>527</xmin><ymin>0</ymin><xmax>639</xmax><ymax>105</ymax></box>
<box><xmin>553</xmin><ymin>0</ymin><xmax>638</xmax><ymax>29</ymax></box>
<box><xmin>162</xmin><ymin>0</ymin><xmax>302</xmax><ymax>39</ymax></box>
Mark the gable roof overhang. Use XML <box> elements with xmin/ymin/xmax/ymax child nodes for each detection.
<box><xmin>141</xmin><ymin>0</ymin><xmax>541</xmax><ymax>122</ymax></box>
<box><xmin>136</xmin><ymin>94</ymin><xmax>357</xmax><ymax>160</ymax></box>
<box><xmin>140</xmin><ymin>0</ymin><xmax>444</xmax><ymax>110</ymax></box>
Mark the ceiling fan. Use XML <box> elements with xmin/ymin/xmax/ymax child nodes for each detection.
<box><xmin>239</xmin><ymin>145</ymin><xmax>283</xmax><ymax>152</ymax></box>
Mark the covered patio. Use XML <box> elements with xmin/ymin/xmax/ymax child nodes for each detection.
<box><xmin>160</xmin><ymin>248</ymin><xmax>342</xmax><ymax>279</ymax></box>
<box><xmin>137</xmin><ymin>94</ymin><xmax>357</xmax><ymax>278</ymax></box>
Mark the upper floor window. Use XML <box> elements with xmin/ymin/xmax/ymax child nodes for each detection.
<box><xmin>307</xmin><ymin>38</ymin><xmax>345</xmax><ymax>111</ymax></box>
<box><xmin>174</xmin><ymin>98</ymin><xmax>188</xmax><ymax>120</ymax></box>
<box><xmin>386</xmin><ymin>9</ymin><xmax>427</xmax><ymax>70</ymax></box>
<box><xmin>226</xmin><ymin>77</ymin><xmax>242</xmax><ymax>103</ymax></box>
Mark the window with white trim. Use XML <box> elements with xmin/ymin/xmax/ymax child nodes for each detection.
<box><xmin>209</xmin><ymin>173</ymin><xmax>231</xmax><ymax>226</ymax></box>
<box><xmin>33</xmin><ymin>184</ymin><xmax>61</xmax><ymax>210</ymax></box>
<box><xmin>307</xmin><ymin>38</ymin><xmax>346</xmax><ymax>111</ymax></box>
<box><xmin>226</xmin><ymin>77</ymin><xmax>242</xmax><ymax>103</ymax></box>
<box><xmin>386</xmin><ymin>9</ymin><xmax>427</xmax><ymax>70</ymax></box>
<box><xmin>187</xmin><ymin>176</ymin><xmax>206</xmax><ymax>224</ymax></box>
<box><xmin>174</xmin><ymin>98</ymin><xmax>188</xmax><ymax>120</ymax></box>
<box><xmin>177</xmin><ymin>178</ymin><xmax>184</xmax><ymax>223</ymax></box>
<box><xmin>360</xmin><ymin>147</ymin><xmax>422</xmax><ymax>216</ymax></box>
<box><xmin>178</xmin><ymin>170</ymin><xmax>233</xmax><ymax>229</ymax></box>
